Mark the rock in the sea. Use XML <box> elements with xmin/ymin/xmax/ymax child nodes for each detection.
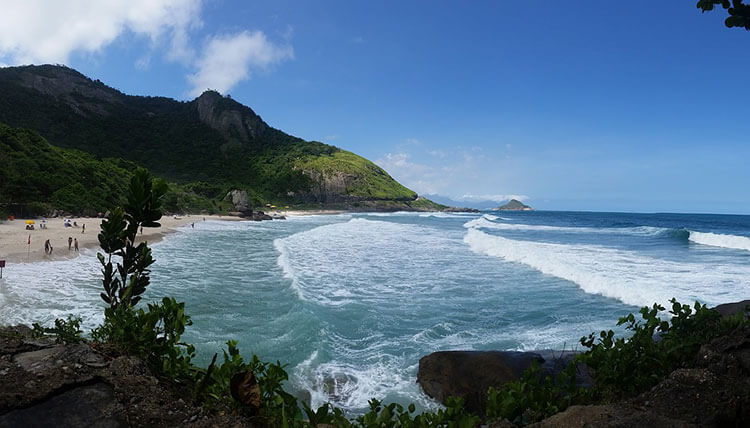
<box><xmin>417</xmin><ymin>350</ymin><xmax>591</xmax><ymax>415</ymax></box>
<box><xmin>713</xmin><ymin>299</ymin><xmax>750</xmax><ymax>319</ymax></box>
<box><xmin>418</xmin><ymin>351</ymin><xmax>543</xmax><ymax>414</ymax></box>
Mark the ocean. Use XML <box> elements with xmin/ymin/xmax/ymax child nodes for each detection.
<box><xmin>1</xmin><ymin>210</ymin><xmax>749</xmax><ymax>413</ymax></box>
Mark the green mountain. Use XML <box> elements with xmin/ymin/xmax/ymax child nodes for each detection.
<box><xmin>495</xmin><ymin>199</ymin><xmax>532</xmax><ymax>211</ymax></box>
<box><xmin>0</xmin><ymin>122</ymin><xmax>135</xmax><ymax>217</ymax></box>
<box><xmin>0</xmin><ymin>65</ymin><xmax>442</xmax><ymax>212</ymax></box>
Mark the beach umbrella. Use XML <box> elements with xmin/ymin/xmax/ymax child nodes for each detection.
<box><xmin>25</xmin><ymin>220</ymin><xmax>35</xmax><ymax>224</ymax></box>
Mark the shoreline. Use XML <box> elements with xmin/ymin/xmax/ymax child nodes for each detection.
<box><xmin>0</xmin><ymin>210</ymin><xmax>348</xmax><ymax>266</ymax></box>
<box><xmin>0</xmin><ymin>214</ymin><xmax>245</xmax><ymax>265</ymax></box>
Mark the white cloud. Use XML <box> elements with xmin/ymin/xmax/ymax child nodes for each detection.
<box><xmin>0</xmin><ymin>0</ymin><xmax>202</xmax><ymax>65</ymax></box>
<box><xmin>187</xmin><ymin>30</ymin><xmax>293</xmax><ymax>97</ymax></box>
<box><xmin>377</xmin><ymin>148</ymin><xmax>526</xmax><ymax>201</ymax></box>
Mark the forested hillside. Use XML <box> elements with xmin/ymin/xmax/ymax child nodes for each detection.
<box><xmin>0</xmin><ymin>65</ymin><xmax>441</xmax><ymax>211</ymax></box>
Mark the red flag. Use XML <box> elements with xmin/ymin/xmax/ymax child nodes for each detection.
<box><xmin>28</xmin><ymin>234</ymin><xmax>31</xmax><ymax>245</ymax></box>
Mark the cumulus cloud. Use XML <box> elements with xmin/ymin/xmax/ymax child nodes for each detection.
<box><xmin>376</xmin><ymin>148</ymin><xmax>526</xmax><ymax>201</ymax></box>
<box><xmin>0</xmin><ymin>0</ymin><xmax>202</xmax><ymax>65</ymax></box>
<box><xmin>187</xmin><ymin>31</ymin><xmax>294</xmax><ymax>97</ymax></box>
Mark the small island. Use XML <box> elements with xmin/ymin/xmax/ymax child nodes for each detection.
<box><xmin>494</xmin><ymin>199</ymin><xmax>532</xmax><ymax>211</ymax></box>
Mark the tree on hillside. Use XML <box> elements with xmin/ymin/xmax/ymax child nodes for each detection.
<box><xmin>698</xmin><ymin>0</ymin><xmax>750</xmax><ymax>30</ymax></box>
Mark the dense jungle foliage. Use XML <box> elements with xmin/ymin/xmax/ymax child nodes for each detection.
<box><xmin>0</xmin><ymin>65</ymin><xmax>423</xmax><ymax>210</ymax></box>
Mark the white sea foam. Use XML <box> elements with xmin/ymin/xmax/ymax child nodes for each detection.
<box><xmin>463</xmin><ymin>228</ymin><xmax>750</xmax><ymax>307</ymax></box>
<box><xmin>688</xmin><ymin>231</ymin><xmax>750</xmax><ymax>252</ymax></box>
<box><xmin>273</xmin><ymin>218</ymin><xmax>456</xmax><ymax>306</ymax></box>
<box><xmin>463</xmin><ymin>217</ymin><xmax>669</xmax><ymax>236</ymax></box>
<box><xmin>292</xmin><ymin>352</ymin><xmax>437</xmax><ymax>412</ymax></box>
<box><xmin>0</xmin><ymin>249</ymin><xmax>104</xmax><ymax>330</ymax></box>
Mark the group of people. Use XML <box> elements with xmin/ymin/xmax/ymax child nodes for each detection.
<box><xmin>67</xmin><ymin>237</ymin><xmax>79</xmax><ymax>252</ymax></box>
<box><xmin>42</xmin><ymin>237</ymin><xmax>79</xmax><ymax>256</ymax></box>
<box><xmin>63</xmin><ymin>219</ymin><xmax>85</xmax><ymax>232</ymax></box>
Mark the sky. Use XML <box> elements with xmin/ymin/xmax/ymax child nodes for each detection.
<box><xmin>1</xmin><ymin>1</ymin><xmax>749</xmax><ymax>213</ymax></box>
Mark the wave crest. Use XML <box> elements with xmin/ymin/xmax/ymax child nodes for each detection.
<box><xmin>688</xmin><ymin>231</ymin><xmax>750</xmax><ymax>251</ymax></box>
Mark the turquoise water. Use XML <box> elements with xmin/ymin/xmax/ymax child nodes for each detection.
<box><xmin>1</xmin><ymin>211</ymin><xmax>749</xmax><ymax>412</ymax></box>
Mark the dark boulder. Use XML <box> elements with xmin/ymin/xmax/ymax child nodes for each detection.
<box><xmin>417</xmin><ymin>351</ymin><xmax>543</xmax><ymax>415</ymax></box>
<box><xmin>713</xmin><ymin>300</ymin><xmax>750</xmax><ymax>320</ymax></box>
<box><xmin>417</xmin><ymin>350</ymin><xmax>591</xmax><ymax>415</ymax></box>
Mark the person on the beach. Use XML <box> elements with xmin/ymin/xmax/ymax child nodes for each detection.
<box><xmin>68</xmin><ymin>236</ymin><xmax>72</xmax><ymax>251</ymax></box>
<box><xmin>44</xmin><ymin>239</ymin><xmax>52</xmax><ymax>255</ymax></box>
<box><xmin>74</xmin><ymin>238</ymin><xmax>79</xmax><ymax>252</ymax></box>
<box><xmin>81</xmin><ymin>224</ymin><xmax>85</xmax><ymax>234</ymax></box>
<box><xmin>191</xmin><ymin>222</ymin><xmax>194</xmax><ymax>228</ymax></box>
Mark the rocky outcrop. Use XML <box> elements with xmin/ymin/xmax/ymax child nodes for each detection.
<box><xmin>420</xmin><ymin>300</ymin><xmax>750</xmax><ymax>426</ymax></box>
<box><xmin>298</xmin><ymin>170</ymin><xmax>362</xmax><ymax>204</ymax></box>
<box><xmin>224</xmin><ymin>189</ymin><xmax>250</xmax><ymax>213</ymax></box>
<box><xmin>495</xmin><ymin>199</ymin><xmax>532</xmax><ymax>211</ymax></box>
<box><xmin>0</xmin><ymin>325</ymin><xmax>247</xmax><ymax>427</ymax></box>
<box><xmin>532</xmin><ymin>324</ymin><xmax>750</xmax><ymax>427</ymax></box>
<box><xmin>417</xmin><ymin>350</ymin><xmax>589</xmax><ymax>415</ymax></box>
<box><xmin>194</xmin><ymin>90</ymin><xmax>269</xmax><ymax>144</ymax></box>
<box><xmin>11</xmin><ymin>65</ymin><xmax>123</xmax><ymax>117</ymax></box>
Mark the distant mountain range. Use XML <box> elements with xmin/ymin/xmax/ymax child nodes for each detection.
<box><xmin>0</xmin><ymin>65</ymin><xmax>443</xmax><ymax>215</ymax></box>
<box><xmin>422</xmin><ymin>194</ymin><xmax>528</xmax><ymax>211</ymax></box>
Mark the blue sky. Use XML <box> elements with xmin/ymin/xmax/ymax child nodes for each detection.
<box><xmin>1</xmin><ymin>1</ymin><xmax>749</xmax><ymax>213</ymax></box>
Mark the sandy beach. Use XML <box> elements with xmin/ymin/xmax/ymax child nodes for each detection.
<box><xmin>0</xmin><ymin>214</ymin><xmax>245</xmax><ymax>264</ymax></box>
<box><xmin>0</xmin><ymin>210</ymin><xmax>347</xmax><ymax>266</ymax></box>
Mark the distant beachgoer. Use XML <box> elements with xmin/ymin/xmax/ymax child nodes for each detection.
<box><xmin>81</xmin><ymin>224</ymin><xmax>85</xmax><ymax>234</ymax></box>
<box><xmin>68</xmin><ymin>237</ymin><xmax>73</xmax><ymax>251</ymax></box>
<box><xmin>73</xmin><ymin>221</ymin><xmax>78</xmax><ymax>227</ymax></box>
<box><xmin>44</xmin><ymin>239</ymin><xmax>52</xmax><ymax>255</ymax></box>
<box><xmin>191</xmin><ymin>222</ymin><xmax>194</xmax><ymax>228</ymax></box>
<box><xmin>74</xmin><ymin>238</ymin><xmax>79</xmax><ymax>252</ymax></box>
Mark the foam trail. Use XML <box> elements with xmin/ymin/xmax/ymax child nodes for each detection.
<box><xmin>463</xmin><ymin>217</ymin><xmax>669</xmax><ymax>236</ymax></box>
<box><xmin>463</xmin><ymin>228</ymin><xmax>750</xmax><ymax>307</ymax></box>
<box><xmin>688</xmin><ymin>231</ymin><xmax>750</xmax><ymax>252</ymax></box>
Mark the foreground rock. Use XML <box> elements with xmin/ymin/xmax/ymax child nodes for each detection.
<box><xmin>421</xmin><ymin>301</ymin><xmax>750</xmax><ymax>426</ymax></box>
<box><xmin>418</xmin><ymin>350</ymin><xmax>589</xmax><ymax>415</ymax></box>
<box><xmin>531</xmin><ymin>324</ymin><xmax>750</xmax><ymax>427</ymax></box>
<box><xmin>0</xmin><ymin>325</ymin><xmax>249</xmax><ymax>427</ymax></box>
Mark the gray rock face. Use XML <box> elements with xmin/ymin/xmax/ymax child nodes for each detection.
<box><xmin>195</xmin><ymin>90</ymin><xmax>269</xmax><ymax>144</ymax></box>
<box><xmin>417</xmin><ymin>350</ymin><xmax>591</xmax><ymax>415</ymax></box>
<box><xmin>224</xmin><ymin>189</ymin><xmax>250</xmax><ymax>212</ymax></box>
<box><xmin>14</xmin><ymin>65</ymin><xmax>123</xmax><ymax>117</ymax></box>
<box><xmin>0</xmin><ymin>382</ymin><xmax>126</xmax><ymax>428</ymax></box>
<box><xmin>417</xmin><ymin>351</ymin><xmax>544</xmax><ymax>415</ymax></box>
<box><xmin>713</xmin><ymin>299</ymin><xmax>750</xmax><ymax>319</ymax></box>
<box><xmin>300</xmin><ymin>170</ymin><xmax>359</xmax><ymax>204</ymax></box>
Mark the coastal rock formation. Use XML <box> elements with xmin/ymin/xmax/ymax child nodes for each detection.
<box><xmin>195</xmin><ymin>90</ymin><xmax>269</xmax><ymax>145</ymax></box>
<box><xmin>418</xmin><ymin>351</ymin><xmax>542</xmax><ymax>414</ymax></box>
<box><xmin>417</xmin><ymin>350</ymin><xmax>589</xmax><ymax>415</ymax></box>
<box><xmin>495</xmin><ymin>199</ymin><xmax>532</xmax><ymax>211</ymax></box>
<box><xmin>421</xmin><ymin>301</ymin><xmax>750</xmax><ymax>426</ymax></box>
<box><xmin>0</xmin><ymin>325</ymin><xmax>246</xmax><ymax>426</ymax></box>
<box><xmin>532</xmin><ymin>324</ymin><xmax>750</xmax><ymax>427</ymax></box>
<box><xmin>224</xmin><ymin>189</ymin><xmax>250</xmax><ymax>213</ymax></box>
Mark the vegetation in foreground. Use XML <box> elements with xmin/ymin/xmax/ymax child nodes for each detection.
<box><xmin>23</xmin><ymin>167</ymin><xmax>748</xmax><ymax>427</ymax></box>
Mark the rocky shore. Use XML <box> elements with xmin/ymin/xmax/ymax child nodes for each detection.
<box><xmin>417</xmin><ymin>300</ymin><xmax>750</xmax><ymax>427</ymax></box>
<box><xmin>1</xmin><ymin>301</ymin><xmax>747</xmax><ymax>427</ymax></box>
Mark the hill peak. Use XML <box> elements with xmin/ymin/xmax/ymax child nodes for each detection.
<box><xmin>193</xmin><ymin>90</ymin><xmax>270</xmax><ymax>144</ymax></box>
